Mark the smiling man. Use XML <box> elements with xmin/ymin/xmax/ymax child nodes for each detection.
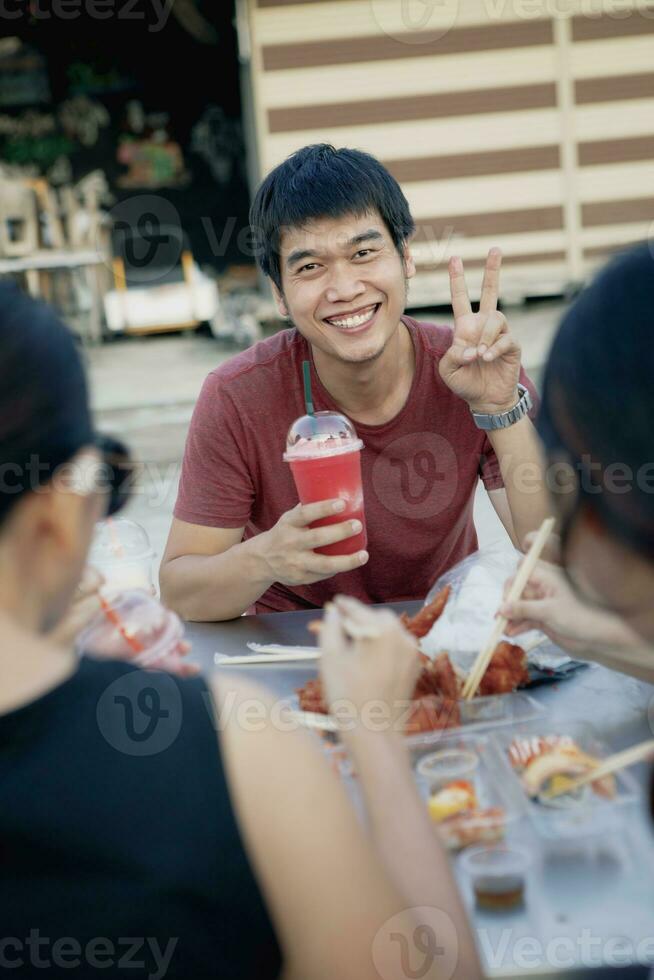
<box><xmin>160</xmin><ymin>144</ymin><xmax>551</xmax><ymax>620</ymax></box>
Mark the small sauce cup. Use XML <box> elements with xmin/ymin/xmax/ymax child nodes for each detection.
<box><xmin>459</xmin><ymin>843</ymin><xmax>532</xmax><ymax>912</ymax></box>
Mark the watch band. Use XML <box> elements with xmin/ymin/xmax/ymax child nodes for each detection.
<box><xmin>471</xmin><ymin>383</ymin><xmax>533</xmax><ymax>431</ymax></box>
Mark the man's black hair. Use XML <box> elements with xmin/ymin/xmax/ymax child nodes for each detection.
<box><xmin>249</xmin><ymin>143</ymin><xmax>415</xmax><ymax>291</ymax></box>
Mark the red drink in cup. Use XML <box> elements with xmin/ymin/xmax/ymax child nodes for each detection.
<box><xmin>284</xmin><ymin>411</ymin><xmax>367</xmax><ymax>557</ymax></box>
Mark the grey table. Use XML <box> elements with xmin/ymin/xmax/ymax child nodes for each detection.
<box><xmin>186</xmin><ymin>604</ymin><xmax>654</xmax><ymax>978</ymax></box>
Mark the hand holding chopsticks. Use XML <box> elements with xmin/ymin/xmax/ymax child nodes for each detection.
<box><xmin>461</xmin><ymin>517</ymin><xmax>556</xmax><ymax>701</ymax></box>
<box><xmin>309</xmin><ymin>598</ymin><xmax>383</xmax><ymax>640</ymax></box>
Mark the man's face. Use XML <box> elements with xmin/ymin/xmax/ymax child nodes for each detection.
<box><xmin>274</xmin><ymin>210</ymin><xmax>415</xmax><ymax>365</ymax></box>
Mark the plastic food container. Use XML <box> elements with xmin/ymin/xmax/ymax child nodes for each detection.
<box><xmin>403</xmin><ymin>690</ymin><xmax>545</xmax><ymax>748</ymax></box>
<box><xmin>88</xmin><ymin>518</ymin><xmax>156</xmax><ymax>596</ymax></box>
<box><xmin>491</xmin><ymin>721</ymin><xmax>640</xmax><ymax>841</ymax></box>
<box><xmin>76</xmin><ymin>589</ymin><xmax>184</xmax><ymax>668</ymax></box>
<box><xmin>459</xmin><ymin>844</ymin><xmax>532</xmax><ymax>911</ymax></box>
<box><xmin>413</xmin><ymin>733</ymin><xmax>522</xmax><ymax>851</ymax></box>
<box><xmin>284</xmin><ymin>687</ymin><xmax>544</xmax><ymax>743</ymax></box>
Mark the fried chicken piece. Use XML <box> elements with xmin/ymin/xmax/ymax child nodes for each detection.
<box><xmin>307</xmin><ymin>583</ymin><xmax>451</xmax><ymax>641</ymax></box>
<box><xmin>477</xmin><ymin>641</ymin><xmax>529</xmax><ymax>696</ymax></box>
<box><xmin>296</xmin><ymin>678</ymin><xmax>328</xmax><ymax>714</ymax></box>
<box><xmin>400</xmin><ymin>585</ymin><xmax>451</xmax><ymax>639</ymax></box>
<box><xmin>298</xmin><ymin>647</ymin><xmax>462</xmax><ymax>721</ymax></box>
<box><xmin>413</xmin><ymin>655</ymin><xmax>440</xmax><ymax>698</ymax></box>
<box><xmin>404</xmin><ymin>695</ymin><xmax>461</xmax><ymax>734</ymax></box>
<box><xmin>432</xmin><ymin>651</ymin><xmax>461</xmax><ymax>700</ymax></box>
<box><xmin>298</xmin><ymin>638</ymin><xmax>527</xmax><ymax>720</ymax></box>
<box><xmin>413</xmin><ymin>652</ymin><xmax>460</xmax><ymax>700</ymax></box>
<box><xmin>295</xmin><ymin>685</ymin><xmax>462</xmax><ymax>734</ymax></box>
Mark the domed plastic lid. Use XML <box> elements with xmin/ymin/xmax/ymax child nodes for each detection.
<box><xmin>283</xmin><ymin>411</ymin><xmax>363</xmax><ymax>460</ymax></box>
<box><xmin>89</xmin><ymin>517</ymin><xmax>154</xmax><ymax>566</ymax></box>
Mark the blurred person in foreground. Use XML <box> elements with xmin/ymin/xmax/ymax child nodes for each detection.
<box><xmin>0</xmin><ymin>283</ymin><xmax>480</xmax><ymax>978</ymax></box>
<box><xmin>501</xmin><ymin>243</ymin><xmax>654</xmax><ymax>683</ymax></box>
<box><xmin>161</xmin><ymin>143</ymin><xmax>552</xmax><ymax>621</ymax></box>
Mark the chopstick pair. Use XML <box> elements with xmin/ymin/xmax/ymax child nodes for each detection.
<box><xmin>542</xmin><ymin>739</ymin><xmax>654</xmax><ymax>800</ymax></box>
<box><xmin>461</xmin><ymin>517</ymin><xmax>556</xmax><ymax>701</ymax></box>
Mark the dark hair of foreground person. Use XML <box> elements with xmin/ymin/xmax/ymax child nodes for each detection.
<box><xmin>538</xmin><ymin>243</ymin><xmax>654</xmax><ymax>830</ymax></box>
<box><xmin>0</xmin><ymin>284</ymin><xmax>281</xmax><ymax>977</ymax></box>
<box><xmin>539</xmin><ymin>242</ymin><xmax>654</xmax><ymax>563</ymax></box>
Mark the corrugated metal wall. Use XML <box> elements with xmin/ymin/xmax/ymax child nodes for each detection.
<box><xmin>241</xmin><ymin>0</ymin><xmax>654</xmax><ymax>303</ymax></box>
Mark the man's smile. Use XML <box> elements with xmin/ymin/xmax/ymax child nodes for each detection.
<box><xmin>322</xmin><ymin>303</ymin><xmax>381</xmax><ymax>333</ymax></box>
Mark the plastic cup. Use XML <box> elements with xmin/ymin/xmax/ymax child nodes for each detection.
<box><xmin>416</xmin><ymin>748</ymin><xmax>480</xmax><ymax>791</ymax></box>
<box><xmin>284</xmin><ymin>411</ymin><xmax>367</xmax><ymax>557</ymax></box>
<box><xmin>88</xmin><ymin>518</ymin><xmax>156</xmax><ymax>597</ymax></box>
<box><xmin>459</xmin><ymin>844</ymin><xmax>532</xmax><ymax>911</ymax></box>
<box><xmin>76</xmin><ymin>590</ymin><xmax>185</xmax><ymax>667</ymax></box>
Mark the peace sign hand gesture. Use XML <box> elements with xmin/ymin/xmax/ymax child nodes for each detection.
<box><xmin>439</xmin><ymin>248</ymin><xmax>522</xmax><ymax>413</ymax></box>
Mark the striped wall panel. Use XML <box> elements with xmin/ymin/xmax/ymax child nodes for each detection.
<box><xmin>571</xmin><ymin>8</ymin><xmax>654</xmax><ymax>275</ymax></box>
<box><xmin>268</xmin><ymin>83</ymin><xmax>558</xmax><ymax>133</ymax></box>
<box><xmin>261</xmin><ymin>20</ymin><xmax>554</xmax><ymax>71</ymax></box>
<box><xmin>243</xmin><ymin>0</ymin><xmax>654</xmax><ymax>300</ymax></box>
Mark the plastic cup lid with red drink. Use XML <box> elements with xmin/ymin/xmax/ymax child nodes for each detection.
<box><xmin>283</xmin><ymin>411</ymin><xmax>363</xmax><ymax>461</ymax></box>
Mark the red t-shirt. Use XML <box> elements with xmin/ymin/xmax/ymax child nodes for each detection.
<box><xmin>174</xmin><ymin>316</ymin><xmax>536</xmax><ymax>613</ymax></box>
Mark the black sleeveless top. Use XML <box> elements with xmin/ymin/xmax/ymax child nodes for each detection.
<box><xmin>0</xmin><ymin>657</ymin><xmax>281</xmax><ymax>978</ymax></box>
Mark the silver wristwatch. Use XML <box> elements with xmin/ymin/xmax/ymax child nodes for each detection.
<box><xmin>471</xmin><ymin>383</ymin><xmax>533</xmax><ymax>431</ymax></box>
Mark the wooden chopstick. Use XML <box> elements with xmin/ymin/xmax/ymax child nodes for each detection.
<box><xmin>214</xmin><ymin>651</ymin><xmax>321</xmax><ymax>666</ymax></box>
<box><xmin>461</xmin><ymin>517</ymin><xmax>555</xmax><ymax>701</ymax></box>
<box><xmin>542</xmin><ymin>739</ymin><xmax>654</xmax><ymax>799</ymax></box>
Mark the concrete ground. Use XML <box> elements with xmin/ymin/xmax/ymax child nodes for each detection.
<box><xmin>86</xmin><ymin>299</ymin><xmax>567</xmax><ymax>581</ymax></box>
